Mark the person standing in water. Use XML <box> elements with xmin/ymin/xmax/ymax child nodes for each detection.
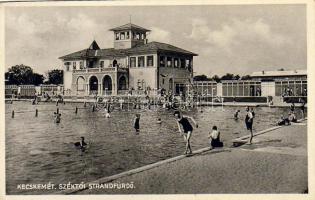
<box><xmin>54</xmin><ymin>112</ymin><xmax>61</xmax><ymax>123</ymax></box>
<box><xmin>245</xmin><ymin>107</ymin><xmax>254</xmax><ymax>144</ymax></box>
<box><xmin>174</xmin><ymin>111</ymin><xmax>198</xmax><ymax>155</ymax></box>
<box><xmin>133</xmin><ymin>114</ymin><xmax>140</xmax><ymax>133</ymax></box>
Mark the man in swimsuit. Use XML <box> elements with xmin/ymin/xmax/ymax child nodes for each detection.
<box><xmin>174</xmin><ymin>111</ymin><xmax>198</xmax><ymax>155</ymax></box>
<box><xmin>245</xmin><ymin>107</ymin><xmax>254</xmax><ymax>144</ymax></box>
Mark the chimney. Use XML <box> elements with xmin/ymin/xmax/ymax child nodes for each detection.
<box><xmin>262</xmin><ymin>70</ymin><xmax>265</xmax><ymax>74</ymax></box>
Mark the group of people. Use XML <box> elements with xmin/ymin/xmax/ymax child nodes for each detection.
<box><xmin>131</xmin><ymin>109</ymin><xmax>229</xmax><ymax>156</ymax></box>
<box><xmin>277</xmin><ymin>103</ymin><xmax>304</xmax><ymax>126</ymax></box>
<box><xmin>71</xmin><ymin>95</ymin><xmax>305</xmax><ymax>156</ymax></box>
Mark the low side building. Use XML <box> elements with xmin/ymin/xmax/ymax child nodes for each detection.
<box><xmin>250</xmin><ymin>70</ymin><xmax>307</xmax><ymax>97</ymax></box>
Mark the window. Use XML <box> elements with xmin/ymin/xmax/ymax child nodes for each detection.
<box><xmin>136</xmin><ymin>33</ymin><xmax>140</xmax><ymax>40</ymax></box>
<box><xmin>167</xmin><ymin>57</ymin><xmax>172</xmax><ymax>67</ymax></box>
<box><xmin>174</xmin><ymin>58</ymin><xmax>179</xmax><ymax>68</ymax></box>
<box><xmin>147</xmin><ymin>56</ymin><xmax>154</xmax><ymax>67</ymax></box>
<box><xmin>115</xmin><ymin>33</ymin><xmax>119</xmax><ymax>40</ymax></box>
<box><xmin>100</xmin><ymin>61</ymin><xmax>104</xmax><ymax>68</ymax></box>
<box><xmin>162</xmin><ymin>78</ymin><xmax>165</xmax><ymax>84</ymax></box>
<box><xmin>130</xmin><ymin>57</ymin><xmax>136</xmax><ymax>68</ymax></box>
<box><xmin>159</xmin><ymin>56</ymin><xmax>165</xmax><ymax>67</ymax></box>
<box><xmin>80</xmin><ymin>61</ymin><xmax>83</xmax><ymax>69</ymax></box>
<box><xmin>64</xmin><ymin>62</ymin><xmax>70</xmax><ymax>71</ymax></box>
<box><xmin>120</xmin><ymin>32</ymin><xmax>125</xmax><ymax>40</ymax></box>
<box><xmin>185</xmin><ymin>59</ymin><xmax>191</xmax><ymax>68</ymax></box>
<box><xmin>126</xmin><ymin>32</ymin><xmax>130</xmax><ymax>39</ymax></box>
<box><xmin>138</xmin><ymin>56</ymin><xmax>145</xmax><ymax>67</ymax></box>
<box><xmin>180</xmin><ymin>58</ymin><xmax>185</xmax><ymax>68</ymax></box>
<box><xmin>141</xmin><ymin>33</ymin><xmax>145</xmax><ymax>40</ymax></box>
<box><xmin>73</xmin><ymin>62</ymin><xmax>76</xmax><ymax>70</ymax></box>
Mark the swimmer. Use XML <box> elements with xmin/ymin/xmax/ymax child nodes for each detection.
<box><xmin>277</xmin><ymin>115</ymin><xmax>290</xmax><ymax>126</ymax></box>
<box><xmin>157</xmin><ymin>118</ymin><xmax>162</xmax><ymax>124</ymax></box>
<box><xmin>133</xmin><ymin>114</ymin><xmax>140</xmax><ymax>133</ymax></box>
<box><xmin>208</xmin><ymin>126</ymin><xmax>223</xmax><ymax>149</ymax></box>
<box><xmin>288</xmin><ymin>112</ymin><xmax>297</xmax><ymax>123</ymax></box>
<box><xmin>234</xmin><ymin>110</ymin><xmax>240</xmax><ymax>120</ymax></box>
<box><xmin>174</xmin><ymin>110</ymin><xmax>198</xmax><ymax>155</ymax></box>
<box><xmin>74</xmin><ymin>137</ymin><xmax>87</xmax><ymax>152</ymax></box>
<box><xmin>54</xmin><ymin>112</ymin><xmax>61</xmax><ymax>123</ymax></box>
<box><xmin>104</xmin><ymin>106</ymin><xmax>111</xmax><ymax>118</ymax></box>
<box><xmin>104</xmin><ymin>109</ymin><xmax>111</xmax><ymax>118</ymax></box>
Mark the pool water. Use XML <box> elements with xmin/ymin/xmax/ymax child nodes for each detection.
<box><xmin>5</xmin><ymin>101</ymin><xmax>304</xmax><ymax>194</ymax></box>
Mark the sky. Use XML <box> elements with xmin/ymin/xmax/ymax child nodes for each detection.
<box><xmin>5</xmin><ymin>4</ymin><xmax>306</xmax><ymax>77</ymax></box>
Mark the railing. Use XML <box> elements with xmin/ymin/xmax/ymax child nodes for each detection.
<box><xmin>73</xmin><ymin>67</ymin><xmax>128</xmax><ymax>73</ymax></box>
<box><xmin>103</xmin><ymin>90</ymin><xmax>112</xmax><ymax>96</ymax></box>
<box><xmin>117</xmin><ymin>90</ymin><xmax>129</xmax><ymax>95</ymax></box>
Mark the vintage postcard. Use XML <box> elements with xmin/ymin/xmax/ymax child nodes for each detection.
<box><xmin>0</xmin><ymin>0</ymin><xmax>314</xmax><ymax>200</ymax></box>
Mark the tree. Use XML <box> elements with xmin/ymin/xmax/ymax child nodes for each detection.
<box><xmin>47</xmin><ymin>69</ymin><xmax>63</xmax><ymax>85</ymax></box>
<box><xmin>234</xmin><ymin>75</ymin><xmax>240</xmax><ymax>80</ymax></box>
<box><xmin>220</xmin><ymin>73</ymin><xmax>241</xmax><ymax>81</ymax></box>
<box><xmin>5</xmin><ymin>64</ymin><xmax>44</xmax><ymax>85</ymax></box>
<box><xmin>241</xmin><ymin>75</ymin><xmax>251</xmax><ymax>80</ymax></box>
<box><xmin>32</xmin><ymin>73</ymin><xmax>45</xmax><ymax>86</ymax></box>
<box><xmin>193</xmin><ymin>74</ymin><xmax>211</xmax><ymax>81</ymax></box>
<box><xmin>221</xmin><ymin>73</ymin><xmax>235</xmax><ymax>81</ymax></box>
<box><xmin>211</xmin><ymin>75</ymin><xmax>221</xmax><ymax>82</ymax></box>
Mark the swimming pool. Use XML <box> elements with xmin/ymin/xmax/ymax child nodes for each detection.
<box><xmin>5</xmin><ymin>101</ymin><xmax>304</xmax><ymax>194</ymax></box>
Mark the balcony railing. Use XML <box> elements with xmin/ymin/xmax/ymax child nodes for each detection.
<box><xmin>73</xmin><ymin>67</ymin><xmax>128</xmax><ymax>73</ymax></box>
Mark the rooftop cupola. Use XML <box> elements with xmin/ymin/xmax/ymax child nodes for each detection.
<box><xmin>109</xmin><ymin>23</ymin><xmax>150</xmax><ymax>49</ymax></box>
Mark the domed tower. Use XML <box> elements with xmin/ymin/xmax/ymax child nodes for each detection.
<box><xmin>109</xmin><ymin>23</ymin><xmax>150</xmax><ymax>49</ymax></box>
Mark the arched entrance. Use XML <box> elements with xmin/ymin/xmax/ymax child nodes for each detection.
<box><xmin>76</xmin><ymin>76</ymin><xmax>85</xmax><ymax>95</ymax></box>
<box><xmin>103</xmin><ymin>75</ymin><xmax>112</xmax><ymax>95</ymax></box>
<box><xmin>118</xmin><ymin>76</ymin><xmax>127</xmax><ymax>90</ymax></box>
<box><xmin>89</xmin><ymin>76</ymin><xmax>98</xmax><ymax>95</ymax></box>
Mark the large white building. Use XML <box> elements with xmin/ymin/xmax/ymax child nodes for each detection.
<box><xmin>59</xmin><ymin>23</ymin><xmax>197</xmax><ymax>96</ymax></box>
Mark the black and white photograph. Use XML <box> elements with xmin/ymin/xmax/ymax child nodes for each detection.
<box><xmin>1</xmin><ymin>0</ymin><xmax>314</xmax><ymax>199</ymax></box>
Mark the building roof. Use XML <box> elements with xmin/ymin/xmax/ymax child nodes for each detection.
<box><xmin>251</xmin><ymin>69</ymin><xmax>307</xmax><ymax>77</ymax></box>
<box><xmin>109</xmin><ymin>23</ymin><xmax>151</xmax><ymax>32</ymax></box>
<box><xmin>126</xmin><ymin>41</ymin><xmax>198</xmax><ymax>56</ymax></box>
<box><xmin>59</xmin><ymin>41</ymin><xmax>198</xmax><ymax>60</ymax></box>
<box><xmin>59</xmin><ymin>48</ymin><xmax>127</xmax><ymax>60</ymax></box>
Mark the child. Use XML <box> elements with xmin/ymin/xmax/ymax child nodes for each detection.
<box><xmin>208</xmin><ymin>126</ymin><xmax>223</xmax><ymax>149</ymax></box>
<box><xmin>134</xmin><ymin>114</ymin><xmax>140</xmax><ymax>133</ymax></box>
<box><xmin>174</xmin><ymin>111</ymin><xmax>198</xmax><ymax>155</ymax></box>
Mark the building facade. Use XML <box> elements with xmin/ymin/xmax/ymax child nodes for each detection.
<box><xmin>250</xmin><ymin>70</ymin><xmax>307</xmax><ymax>97</ymax></box>
<box><xmin>59</xmin><ymin>23</ymin><xmax>197</xmax><ymax>96</ymax></box>
<box><xmin>192</xmin><ymin>69</ymin><xmax>307</xmax><ymax>99</ymax></box>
